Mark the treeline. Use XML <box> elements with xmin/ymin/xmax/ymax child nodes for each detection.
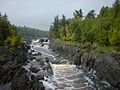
<box><xmin>17</xmin><ymin>26</ymin><xmax>49</xmax><ymax>39</ymax></box>
<box><xmin>0</xmin><ymin>13</ymin><xmax>22</xmax><ymax>47</ymax></box>
<box><xmin>50</xmin><ymin>0</ymin><xmax>120</xmax><ymax>51</ymax></box>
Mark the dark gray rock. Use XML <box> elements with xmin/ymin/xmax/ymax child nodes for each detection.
<box><xmin>11</xmin><ymin>68</ymin><xmax>31</xmax><ymax>90</ymax></box>
<box><xmin>50</xmin><ymin>39</ymin><xmax>120</xmax><ymax>89</ymax></box>
<box><xmin>30</xmin><ymin>67</ymin><xmax>39</xmax><ymax>73</ymax></box>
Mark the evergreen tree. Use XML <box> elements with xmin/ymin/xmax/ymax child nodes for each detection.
<box><xmin>73</xmin><ymin>9</ymin><xmax>83</xmax><ymax>18</ymax></box>
<box><xmin>86</xmin><ymin>10</ymin><xmax>96</xmax><ymax>18</ymax></box>
<box><xmin>0</xmin><ymin>13</ymin><xmax>22</xmax><ymax>47</ymax></box>
<box><xmin>49</xmin><ymin>0</ymin><xmax>120</xmax><ymax>51</ymax></box>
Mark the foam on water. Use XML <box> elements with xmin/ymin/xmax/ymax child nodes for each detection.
<box><xmin>44</xmin><ymin>64</ymin><xmax>93</xmax><ymax>90</ymax></box>
<box><xmin>30</xmin><ymin>40</ymin><xmax>110</xmax><ymax>90</ymax></box>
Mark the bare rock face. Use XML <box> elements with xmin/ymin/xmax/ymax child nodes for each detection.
<box><xmin>11</xmin><ymin>68</ymin><xmax>31</xmax><ymax>90</ymax></box>
<box><xmin>11</xmin><ymin>68</ymin><xmax>45</xmax><ymax>90</ymax></box>
<box><xmin>0</xmin><ymin>45</ymin><xmax>28</xmax><ymax>85</ymax></box>
<box><xmin>76</xmin><ymin>52</ymin><xmax>120</xmax><ymax>89</ymax></box>
<box><xmin>50</xmin><ymin>39</ymin><xmax>120</xmax><ymax>89</ymax></box>
<box><xmin>0</xmin><ymin>43</ymin><xmax>45</xmax><ymax>90</ymax></box>
<box><xmin>31</xmin><ymin>75</ymin><xmax>45</xmax><ymax>90</ymax></box>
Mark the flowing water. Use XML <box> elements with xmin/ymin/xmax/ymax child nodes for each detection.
<box><xmin>30</xmin><ymin>40</ymin><xmax>110</xmax><ymax>90</ymax></box>
<box><xmin>0</xmin><ymin>40</ymin><xmax>110</xmax><ymax>90</ymax></box>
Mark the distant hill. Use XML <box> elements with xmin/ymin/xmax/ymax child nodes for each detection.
<box><xmin>17</xmin><ymin>26</ymin><xmax>49</xmax><ymax>39</ymax></box>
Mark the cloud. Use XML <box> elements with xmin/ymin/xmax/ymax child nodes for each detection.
<box><xmin>0</xmin><ymin>0</ymin><xmax>115</xmax><ymax>30</ymax></box>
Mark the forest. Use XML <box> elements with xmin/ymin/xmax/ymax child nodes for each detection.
<box><xmin>49</xmin><ymin>0</ymin><xmax>120</xmax><ymax>51</ymax></box>
<box><xmin>0</xmin><ymin>13</ymin><xmax>22</xmax><ymax>47</ymax></box>
<box><xmin>0</xmin><ymin>13</ymin><xmax>49</xmax><ymax>47</ymax></box>
<box><xmin>17</xmin><ymin>26</ymin><xmax>49</xmax><ymax>39</ymax></box>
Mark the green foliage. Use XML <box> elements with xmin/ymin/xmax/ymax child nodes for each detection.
<box><xmin>113</xmin><ymin>0</ymin><xmax>120</xmax><ymax>18</ymax></box>
<box><xmin>49</xmin><ymin>0</ymin><xmax>120</xmax><ymax>51</ymax></box>
<box><xmin>17</xmin><ymin>26</ymin><xmax>49</xmax><ymax>39</ymax></box>
<box><xmin>0</xmin><ymin>13</ymin><xmax>22</xmax><ymax>47</ymax></box>
<box><xmin>73</xmin><ymin>9</ymin><xmax>83</xmax><ymax>18</ymax></box>
<box><xmin>49</xmin><ymin>15</ymin><xmax>60</xmax><ymax>38</ymax></box>
<box><xmin>85</xmin><ymin>10</ymin><xmax>96</xmax><ymax>19</ymax></box>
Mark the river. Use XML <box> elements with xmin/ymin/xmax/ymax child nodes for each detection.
<box><xmin>28</xmin><ymin>40</ymin><xmax>110</xmax><ymax>90</ymax></box>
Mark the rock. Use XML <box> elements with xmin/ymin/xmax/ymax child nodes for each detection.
<box><xmin>50</xmin><ymin>39</ymin><xmax>120</xmax><ymax>89</ymax></box>
<box><xmin>45</xmin><ymin>58</ymin><xmax>53</xmax><ymax>76</ymax></box>
<box><xmin>2</xmin><ymin>61</ymin><xmax>19</xmax><ymax>70</ymax></box>
<box><xmin>11</xmin><ymin>68</ymin><xmax>31</xmax><ymax>90</ymax></box>
<box><xmin>30</xmin><ymin>67</ymin><xmax>39</xmax><ymax>73</ymax></box>
<box><xmin>0</xmin><ymin>43</ymin><xmax>29</xmax><ymax>88</ymax></box>
<box><xmin>0</xmin><ymin>61</ymin><xmax>20</xmax><ymax>84</ymax></box>
<box><xmin>109</xmin><ymin>52</ymin><xmax>120</xmax><ymax>66</ymax></box>
<box><xmin>32</xmin><ymin>82</ymin><xmax>45</xmax><ymax>90</ymax></box>
<box><xmin>73</xmin><ymin>52</ymin><xmax>82</xmax><ymax>66</ymax></box>
<box><xmin>31</xmin><ymin>75</ymin><xmax>45</xmax><ymax>90</ymax></box>
<box><xmin>10</xmin><ymin>67</ymin><xmax>45</xmax><ymax>90</ymax></box>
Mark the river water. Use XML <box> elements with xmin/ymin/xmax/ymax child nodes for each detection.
<box><xmin>30</xmin><ymin>40</ymin><xmax>110</xmax><ymax>90</ymax></box>
<box><xmin>0</xmin><ymin>40</ymin><xmax>110</xmax><ymax>90</ymax></box>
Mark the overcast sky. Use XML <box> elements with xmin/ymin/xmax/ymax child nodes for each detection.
<box><xmin>0</xmin><ymin>0</ymin><xmax>115</xmax><ymax>31</ymax></box>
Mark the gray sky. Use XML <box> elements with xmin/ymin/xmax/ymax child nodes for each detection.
<box><xmin>0</xmin><ymin>0</ymin><xmax>115</xmax><ymax>31</ymax></box>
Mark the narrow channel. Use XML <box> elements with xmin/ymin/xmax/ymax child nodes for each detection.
<box><xmin>24</xmin><ymin>39</ymin><xmax>110</xmax><ymax>90</ymax></box>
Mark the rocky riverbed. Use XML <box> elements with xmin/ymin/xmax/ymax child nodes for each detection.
<box><xmin>0</xmin><ymin>43</ymin><xmax>30</xmax><ymax>90</ymax></box>
<box><xmin>0</xmin><ymin>41</ymin><xmax>45</xmax><ymax>90</ymax></box>
<box><xmin>50</xmin><ymin>39</ymin><xmax>120</xmax><ymax>90</ymax></box>
<box><xmin>24</xmin><ymin>39</ymin><xmax>116</xmax><ymax>90</ymax></box>
<box><xmin>0</xmin><ymin>39</ymin><xmax>120</xmax><ymax>90</ymax></box>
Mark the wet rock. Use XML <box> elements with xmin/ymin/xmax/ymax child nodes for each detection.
<box><xmin>50</xmin><ymin>39</ymin><xmax>120</xmax><ymax>89</ymax></box>
<box><xmin>33</xmin><ymin>52</ymin><xmax>42</xmax><ymax>56</ymax></box>
<box><xmin>32</xmin><ymin>82</ymin><xmax>45</xmax><ymax>90</ymax></box>
<box><xmin>44</xmin><ymin>58</ymin><xmax>53</xmax><ymax>76</ymax></box>
<box><xmin>73</xmin><ymin>53</ymin><xmax>81</xmax><ymax>65</ymax></box>
<box><xmin>31</xmin><ymin>75</ymin><xmax>45</xmax><ymax>90</ymax></box>
<box><xmin>11</xmin><ymin>68</ymin><xmax>45</xmax><ymax>90</ymax></box>
<box><xmin>30</xmin><ymin>67</ymin><xmax>39</xmax><ymax>73</ymax></box>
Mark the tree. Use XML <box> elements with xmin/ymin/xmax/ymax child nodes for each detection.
<box><xmin>113</xmin><ymin>0</ymin><xmax>120</xmax><ymax>18</ymax></box>
<box><xmin>98</xmin><ymin>6</ymin><xmax>110</xmax><ymax>17</ymax></box>
<box><xmin>59</xmin><ymin>15</ymin><xmax>67</xmax><ymax>39</ymax></box>
<box><xmin>73</xmin><ymin>9</ymin><xmax>83</xmax><ymax>18</ymax></box>
<box><xmin>86</xmin><ymin>10</ymin><xmax>96</xmax><ymax>19</ymax></box>
<box><xmin>0</xmin><ymin>14</ymin><xmax>10</xmax><ymax>45</ymax></box>
<box><xmin>50</xmin><ymin>15</ymin><xmax>60</xmax><ymax>38</ymax></box>
<box><xmin>0</xmin><ymin>13</ymin><xmax>22</xmax><ymax>47</ymax></box>
<box><xmin>0</xmin><ymin>12</ymin><xmax>2</xmax><ymax>18</ymax></box>
<box><xmin>49</xmin><ymin>0</ymin><xmax>120</xmax><ymax>51</ymax></box>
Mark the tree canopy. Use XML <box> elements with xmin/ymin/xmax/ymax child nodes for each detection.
<box><xmin>17</xmin><ymin>26</ymin><xmax>49</xmax><ymax>39</ymax></box>
<box><xmin>0</xmin><ymin>13</ymin><xmax>22</xmax><ymax>47</ymax></box>
<box><xmin>49</xmin><ymin>0</ymin><xmax>120</xmax><ymax>51</ymax></box>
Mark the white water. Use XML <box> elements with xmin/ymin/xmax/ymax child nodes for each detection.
<box><xmin>30</xmin><ymin>39</ymin><xmax>110</xmax><ymax>90</ymax></box>
<box><xmin>31</xmin><ymin>41</ymin><xmax>94</xmax><ymax>90</ymax></box>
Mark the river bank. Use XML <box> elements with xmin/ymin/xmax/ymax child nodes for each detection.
<box><xmin>50</xmin><ymin>39</ymin><xmax>120</xmax><ymax>90</ymax></box>
<box><xmin>0</xmin><ymin>40</ymin><xmax>45</xmax><ymax>90</ymax></box>
<box><xmin>0</xmin><ymin>44</ymin><xmax>29</xmax><ymax>84</ymax></box>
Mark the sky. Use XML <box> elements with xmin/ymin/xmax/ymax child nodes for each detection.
<box><xmin>0</xmin><ymin>0</ymin><xmax>115</xmax><ymax>31</ymax></box>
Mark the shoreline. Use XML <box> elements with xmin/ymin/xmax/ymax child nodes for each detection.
<box><xmin>50</xmin><ymin>39</ymin><xmax>120</xmax><ymax>89</ymax></box>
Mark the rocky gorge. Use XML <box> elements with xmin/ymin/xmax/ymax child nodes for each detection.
<box><xmin>0</xmin><ymin>38</ymin><xmax>120</xmax><ymax>90</ymax></box>
<box><xmin>0</xmin><ymin>40</ymin><xmax>46</xmax><ymax>90</ymax></box>
<box><xmin>50</xmin><ymin>39</ymin><xmax>120</xmax><ymax>90</ymax></box>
